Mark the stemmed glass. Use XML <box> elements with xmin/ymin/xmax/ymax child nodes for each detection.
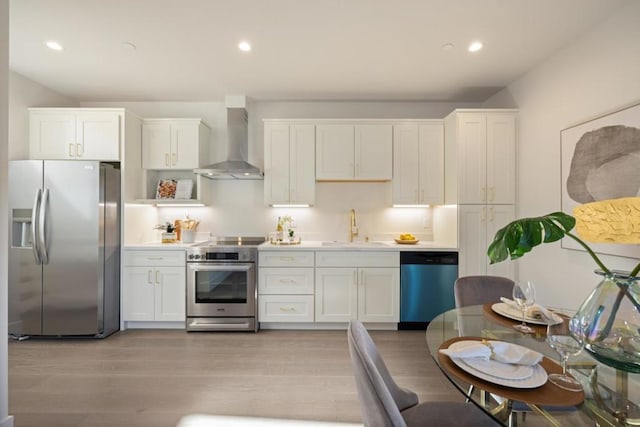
<box><xmin>512</xmin><ymin>281</ymin><xmax>536</xmax><ymax>333</ymax></box>
<box><xmin>546</xmin><ymin>317</ymin><xmax>584</xmax><ymax>392</ymax></box>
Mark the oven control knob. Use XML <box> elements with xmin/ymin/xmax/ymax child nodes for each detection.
<box><xmin>195</xmin><ymin>254</ymin><xmax>201</xmax><ymax>259</ymax></box>
<box><xmin>188</xmin><ymin>254</ymin><xmax>194</xmax><ymax>260</ymax></box>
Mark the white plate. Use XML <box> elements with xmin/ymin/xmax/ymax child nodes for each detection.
<box><xmin>462</xmin><ymin>358</ymin><xmax>533</xmax><ymax>380</ymax></box>
<box><xmin>491</xmin><ymin>302</ymin><xmax>563</xmax><ymax>325</ymax></box>
<box><xmin>451</xmin><ymin>357</ymin><xmax>548</xmax><ymax>388</ymax></box>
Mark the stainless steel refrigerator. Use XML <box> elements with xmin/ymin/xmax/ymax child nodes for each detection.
<box><xmin>8</xmin><ymin>160</ymin><xmax>120</xmax><ymax>338</ymax></box>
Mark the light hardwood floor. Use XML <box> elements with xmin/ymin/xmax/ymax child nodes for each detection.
<box><xmin>9</xmin><ymin>329</ymin><xmax>462</xmax><ymax>427</ymax></box>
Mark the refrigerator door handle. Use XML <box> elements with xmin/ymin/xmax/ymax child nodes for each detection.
<box><xmin>31</xmin><ymin>189</ymin><xmax>42</xmax><ymax>264</ymax></box>
<box><xmin>39</xmin><ymin>188</ymin><xmax>50</xmax><ymax>265</ymax></box>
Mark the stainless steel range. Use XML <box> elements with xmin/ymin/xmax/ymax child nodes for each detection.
<box><xmin>186</xmin><ymin>236</ymin><xmax>265</xmax><ymax>332</ymax></box>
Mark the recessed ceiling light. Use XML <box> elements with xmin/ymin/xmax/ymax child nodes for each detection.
<box><xmin>468</xmin><ymin>41</ymin><xmax>483</xmax><ymax>53</ymax></box>
<box><xmin>238</xmin><ymin>41</ymin><xmax>251</xmax><ymax>52</ymax></box>
<box><xmin>441</xmin><ymin>43</ymin><xmax>455</xmax><ymax>51</ymax></box>
<box><xmin>45</xmin><ymin>40</ymin><xmax>63</xmax><ymax>51</ymax></box>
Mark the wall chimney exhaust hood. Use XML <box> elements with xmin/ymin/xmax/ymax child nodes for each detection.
<box><xmin>194</xmin><ymin>96</ymin><xmax>263</xmax><ymax>180</ymax></box>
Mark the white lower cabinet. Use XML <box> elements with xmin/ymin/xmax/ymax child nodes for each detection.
<box><xmin>315</xmin><ymin>251</ymin><xmax>399</xmax><ymax>323</ymax></box>
<box><xmin>258</xmin><ymin>249</ymin><xmax>400</xmax><ymax>326</ymax></box>
<box><xmin>122</xmin><ymin>250</ymin><xmax>186</xmax><ymax>326</ymax></box>
<box><xmin>258</xmin><ymin>251</ymin><xmax>315</xmax><ymax>323</ymax></box>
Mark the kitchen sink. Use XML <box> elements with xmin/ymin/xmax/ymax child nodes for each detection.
<box><xmin>321</xmin><ymin>241</ymin><xmax>388</xmax><ymax>247</ymax></box>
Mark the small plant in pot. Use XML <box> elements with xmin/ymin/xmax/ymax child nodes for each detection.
<box><xmin>487</xmin><ymin>198</ymin><xmax>640</xmax><ymax>372</ymax></box>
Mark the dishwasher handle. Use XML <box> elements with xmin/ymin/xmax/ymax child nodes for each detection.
<box><xmin>400</xmin><ymin>251</ymin><xmax>458</xmax><ymax>265</ymax></box>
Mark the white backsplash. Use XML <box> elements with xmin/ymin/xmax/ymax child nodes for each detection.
<box><xmin>128</xmin><ymin>180</ymin><xmax>459</xmax><ymax>245</ymax></box>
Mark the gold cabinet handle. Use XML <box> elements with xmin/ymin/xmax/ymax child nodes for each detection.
<box><xmin>155</xmin><ymin>270</ymin><xmax>160</xmax><ymax>284</ymax></box>
<box><xmin>76</xmin><ymin>143</ymin><xmax>83</xmax><ymax>157</ymax></box>
<box><xmin>172</xmin><ymin>153</ymin><xmax>177</xmax><ymax>166</ymax></box>
<box><xmin>68</xmin><ymin>143</ymin><xmax>75</xmax><ymax>157</ymax></box>
<box><xmin>279</xmin><ymin>307</ymin><xmax>296</xmax><ymax>312</ymax></box>
<box><xmin>279</xmin><ymin>278</ymin><xmax>295</xmax><ymax>283</ymax></box>
<box><xmin>165</xmin><ymin>153</ymin><xmax>170</xmax><ymax>167</ymax></box>
<box><xmin>489</xmin><ymin>206</ymin><xmax>494</xmax><ymax>222</ymax></box>
<box><xmin>489</xmin><ymin>187</ymin><xmax>495</xmax><ymax>202</ymax></box>
<box><xmin>148</xmin><ymin>270</ymin><xmax>153</xmax><ymax>284</ymax></box>
<box><xmin>481</xmin><ymin>187</ymin><xmax>486</xmax><ymax>202</ymax></box>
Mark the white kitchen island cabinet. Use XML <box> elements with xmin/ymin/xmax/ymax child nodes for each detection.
<box><xmin>122</xmin><ymin>249</ymin><xmax>186</xmax><ymax>328</ymax></box>
<box><xmin>392</xmin><ymin>122</ymin><xmax>444</xmax><ymax>205</ymax></box>
<box><xmin>315</xmin><ymin>251</ymin><xmax>399</xmax><ymax>323</ymax></box>
<box><xmin>315</xmin><ymin>123</ymin><xmax>393</xmax><ymax>181</ymax></box>
<box><xmin>142</xmin><ymin>118</ymin><xmax>210</xmax><ymax>170</ymax></box>
<box><xmin>263</xmin><ymin>121</ymin><xmax>315</xmax><ymax>206</ymax></box>
<box><xmin>29</xmin><ymin>109</ymin><xmax>122</xmax><ymax>161</ymax></box>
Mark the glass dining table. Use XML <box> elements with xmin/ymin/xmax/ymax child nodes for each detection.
<box><xmin>426</xmin><ymin>305</ymin><xmax>640</xmax><ymax>426</ymax></box>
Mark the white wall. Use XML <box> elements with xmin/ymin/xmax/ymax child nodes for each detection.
<box><xmin>8</xmin><ymin>71</ymin><xmax>77</xmax><ymax>160</ymax></box>
<box><xmin>483</xmin><ymin>0</ymin><xmax>640</xmax><ymax>308</ymax></box>
<box><xmin>1</xmin><ymin>0</ymin><xmax>14</xmax><ymax>424</ymax></box>
<box><xmin>82</xmin><ymin>100</ymin><xmax>480</xmax><ymax>243</ymax></box>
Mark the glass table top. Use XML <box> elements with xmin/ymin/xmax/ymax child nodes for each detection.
<box><xmin>426</xmin><ymin>305</ymin><xmax>640</xmax><ymax>426</ymax></box>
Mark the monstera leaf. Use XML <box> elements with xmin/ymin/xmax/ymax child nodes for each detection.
<box><xmin>488</xmin><ymin>212</ymin><xmax>575</xmax><ymax>263</ymax></box>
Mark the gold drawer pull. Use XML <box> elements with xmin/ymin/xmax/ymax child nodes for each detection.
<box><xmin>279</xmin><ymin>307</ymin><xmax>296</xmax><ymax>312</ymax></box>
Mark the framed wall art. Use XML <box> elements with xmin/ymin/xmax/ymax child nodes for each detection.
<box><xmin>560</xmin><ymin>101</ymin><xmax>640</xmax><ymax>259</ymax></box>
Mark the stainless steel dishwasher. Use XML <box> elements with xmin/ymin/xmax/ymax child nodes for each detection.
<box><xmin>399</xmin><ymin>251</ymin><xmax>458</xmax><ymax>330</ymax></box>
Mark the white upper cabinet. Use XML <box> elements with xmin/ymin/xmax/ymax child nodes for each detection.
<box><xmin>445</xmin><ymin>111</ymin><xmax>517</xmax><ymax>204</ymax></box>
<box><xmin>392</xmin><ymin>122</ymin><xmax>444</xmax><ymax>205</ymax></box>
<box><xmin>30</xmin><ymin>109</ymin><xmax>121</xmax><ymax>161</ymax></box>
<box><xmin>142</xmin><ymin>119</ymin><xmax>210</xmax><ymax>170</ymax></box>
<box><xmin>264</xmin><ymin>121</ymin><xmax>315</xmax><ymax>205</ymax></box>
<box><xmin>316</xmin><ymin>123</ymin><xmax>392</xmax><ymax>181</ymax></box>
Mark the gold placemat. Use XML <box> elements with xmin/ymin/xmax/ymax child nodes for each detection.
<box><xmin>437</xmin><ymin>336</ymin><xmax>585</xmax><ymax>407</ymax></box>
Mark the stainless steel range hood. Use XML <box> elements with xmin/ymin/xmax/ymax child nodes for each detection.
<box><xmin>194</xmin><ymin>96</ymin><xmax>263</xmax><ymax>180</ymax></box>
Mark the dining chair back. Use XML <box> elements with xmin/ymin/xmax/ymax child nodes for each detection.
<box><xmin>347</xmin><ymin>320</ymin><xmax>418</xmax><ymax>426</ymax></box>
<box><xmin>454</xmin><ymin>275</ymin><xmax>515</xmax><ymax>308</ymax></box>
<box><xmin>347</xmin><ymin>320</ymin><xmax>498</xmax><ymax>427</ymax></box>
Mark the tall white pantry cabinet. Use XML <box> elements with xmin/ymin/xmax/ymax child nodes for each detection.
<box><xmin>445</xmin><ymin>110</ymin><xmax>518</xmax><ymax>280</ymax></box>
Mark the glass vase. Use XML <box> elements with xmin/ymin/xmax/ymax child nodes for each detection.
<box><xmin>571</xmin><ymin>270</ymin><xmax>640</xmax><ymax>373</ymax></box>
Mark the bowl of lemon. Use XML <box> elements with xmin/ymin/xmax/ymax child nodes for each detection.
<box><xmin>395</xmin><ymin>233</ymin><xmax>419</xmax><ymax>244</ymax></box>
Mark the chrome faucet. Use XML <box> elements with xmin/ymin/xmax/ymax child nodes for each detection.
<box><xmin>349</xmin><ymin>209</ymin><xmax>359</xmax><ymax>242</ymax></box>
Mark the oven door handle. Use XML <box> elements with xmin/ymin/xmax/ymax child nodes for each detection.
<box><xmin>189</xmin><ymin>264</ymin><xmax>253</xmax><ymax>272</ymax></box>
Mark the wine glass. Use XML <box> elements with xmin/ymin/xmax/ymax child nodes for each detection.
<box><xmin>512</xmin><ymin>281</ymin><xmax>536</xmax><ymax>333</ymax></box>
<box><xmin>547</xmin><ymin>317</ymin><xmax>584</xmax><ymax>392</ymax></box>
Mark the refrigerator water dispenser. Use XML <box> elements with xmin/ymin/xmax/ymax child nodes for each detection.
<box><xmin>11</xmin><ymin>208</ymin><xmax>32</xmax><ymax>248</ymax></box>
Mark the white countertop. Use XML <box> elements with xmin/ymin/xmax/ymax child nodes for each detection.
<box><xmin>125</xmin><ymin>240</ymin><xmax>457</xmax><ymax>252</ymax></box>
<box><xmin>258</xmin><ymin>240</ymin><xmax>457</xmax><ymax>251</ymax></box>
<box><xmin>124</xmin><ymin>241</ymin><xmax>205</xmax><ymax>250</ymax></box>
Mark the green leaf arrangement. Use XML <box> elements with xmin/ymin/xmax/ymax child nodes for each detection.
<box><xmin>487</xmin><ymin>211</ymin><xmax>640</xmax><ymax>278</ymax></box>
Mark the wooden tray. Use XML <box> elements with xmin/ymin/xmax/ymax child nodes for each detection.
<box><xmin>437</xmin><ymin>336</ymin><xmax>584</xmax><ymax>407</ymax></box>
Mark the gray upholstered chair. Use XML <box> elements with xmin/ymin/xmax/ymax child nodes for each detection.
<box><xmin>347</xmin><ymin>320</ymin><xmax>497</xmax><ymax>427</ymax></box>
<box><xmin>454</xmin><ymin>275</ymin><xmax>515</xmax><ymax>308</ymax></box>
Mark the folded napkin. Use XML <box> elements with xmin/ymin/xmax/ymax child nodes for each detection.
<box><xmin>500</xmin><ymin>297</ymin><xmax>557</xmax><ymax>322</ymax></box>
<box><xmin>440</xmin><ymin>340</ymin><xmax>543</xmax><ymax>366</ymax></box>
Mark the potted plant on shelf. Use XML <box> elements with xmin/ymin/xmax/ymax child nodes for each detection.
<box><xmin>154</xmin><ymin>221</ymin><xmax>177</xmax><ymax>243</ymax></box>
<box><xmin>487</xmin><ymin>198</ymin><xmax>640</xmax><ymax>372</ymax></box>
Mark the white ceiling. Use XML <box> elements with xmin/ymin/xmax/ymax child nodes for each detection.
<box><xmin>9</xmin><ymin>0</ymin><xmax>626</xmax><ymax>103</ymax></box>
